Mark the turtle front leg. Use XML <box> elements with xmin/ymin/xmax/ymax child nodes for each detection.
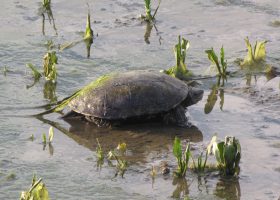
<box><xmin>85</xmin><ymin>116</ymin><xmax>113</xmax><ymax>127</ymax></box>
<box><xmin>162</xmin><ymin>105</ymin><xmax>191</xmax><ymax>127</ymax></box>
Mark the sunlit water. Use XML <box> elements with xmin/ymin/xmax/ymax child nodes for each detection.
<box><xmin>0</xmin><ymin>0</ymin><xmax>280</xmax><ymax>199</ymax></box>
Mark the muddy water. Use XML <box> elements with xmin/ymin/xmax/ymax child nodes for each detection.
<box><xmin>0</xmin><ymin>0</ymin><xmax>280</xmax><ymax>199</ymax></box>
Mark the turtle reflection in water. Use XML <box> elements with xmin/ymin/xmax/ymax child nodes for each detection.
<box><xmin>60</xmin><ymin>71</ymin><xmax>203</xmax><ymax>127</ymax></box>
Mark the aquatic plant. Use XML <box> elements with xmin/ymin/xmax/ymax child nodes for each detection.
<box><xmin>84</xmin><ymin>5</ymin><xmax>93</xmax><ymax>41</ymax></box>
<box><xmin>40</xmin><ymin>0</ymin><xmax>57</xmax><ymax>35</ymax></box>
<box><xmin>20</xmin><ymin>175</ymin><xmax>50</xmax><ymax>200</ymax></box>
<box><xmin>191</xmin><ymin>151</ymin><xmax>208</xmax><ymax>173</ymax></box>
<box><xmin>173</xmin><ymin>137</ymin><xmax>191</xmax><ymax>177</ymax></box>
<box><xmin>96</xmin><ymin>138</ymin><xmax>104</xmax><ymax>163</ymax></box>
<box><xmin>117</xmin><ymin>142</ymin><xmax>127</xmax><ymax>154</ymax></box>
<box><xmin>163</xmin><ymin>36</ymin><xmax>192</xmax><ymax>80</ymax></box>
<box><xmin>240</xmin><ymin>37</ymin><xmax>267</xmax><ymax>67</ymax></box>
<box><xmin>26</xmin><ymin>63</ymin><xmax>42</xmax><ymax>82</ymax></box>
<box><xmin>42</xmin><ymin>127</ymin><xmax>54</xmax><ymax>145</ymax></box>
<box><xmin>59</xmin><ymin>7</ymin><xmax>94</xmax><ymax>58</ymax></box>
<box><xmin>141</xmin><ymin>0</ymin><xmax>161</xmax><ymax>22</ymax></box>
<box><xmin>3</xmin><ymin>66</ymin><xmax>11</xmax><ymax>76</ymax></box>
<box><xmin>26</xmin><ymin>51</ymin><xmax>58</xmax><ymax>85</ymax></box>
<box><xmin>107</xmin><ymin>150</ymin><xmax>128</xmax><ymax>178</ymax></box>
<box><xmin>205</xmin><ymin>47</ymin><xmax>228</xmax><ymax>78</ymax></box>
<box><xmin>43</xmin><ymin>51</ymin><xmax>58</xmax><ymax>81</ymax></box>
<box><xmin>207</xmin><ymin>135</ymin><xmax>241</xmax><ymax>176</ymax></box>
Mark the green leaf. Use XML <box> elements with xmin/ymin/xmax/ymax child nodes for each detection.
<box><xmin>205</xmin><ymin>48</ymin><xmax>221</xmax><ymax>75</ymax></box>
<box><xmin>144</xmin><ymin>0</ymin><xmax>152</xmax><ymax>21</ymax></box>
<box><xmin>48</xmin><ymin>126</ymin><xmax>54</xmax><ymax>143</ymax></box>
<box><xmin>173</xmin><ymin>137</ymin><xmax>182</xmax><ymax>160</ymax></box>
<box><xmin>216</xmin><ymin>141</ymin><xmax>225</xmax><ymax>165</ymax></box>
<box><xmin>254</xmin><ymin>40</ymin><xmax>267</xmax><ymax>62</ymax></box>
<box><xmin>26</xmin><ymin>63</ymin><xmax>42</xmax><ymax>81</ymax></box>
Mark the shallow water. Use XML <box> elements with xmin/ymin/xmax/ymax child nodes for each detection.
<box><xmin>0</xmin><ymin>0</ymin><xmax>280</xmax><ymax>199</ymax></box>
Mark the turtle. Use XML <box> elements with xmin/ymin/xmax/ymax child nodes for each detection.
<box><xmin>60</xmin><ymin>70</ymin><xmax>203</xmax><ymax>127</ymax></box>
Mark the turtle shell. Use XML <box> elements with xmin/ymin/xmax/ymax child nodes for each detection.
<box><xmin>68</xmin><ymin>71</ymin><xmax>190</xmax><ymax>120</ymax></box>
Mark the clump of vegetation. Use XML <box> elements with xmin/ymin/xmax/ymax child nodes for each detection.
<box><xmin>240</xmin><ymin>37</ymin><xmax>267</xmax><ymax>67</ymax></box>
<box><xmin>205</xmin><ymin>46</ymin><xmax>228</xmax><ymax>79</ymax></box>
<box><xmin>26</xmin><ymin>51</ymin><xmax>58</xmax><ymax>84</ymax></box>
<box><xmin>173</xmin><ymin>137</ymin><xmax>191</xmax><ymax>177</ymax></box>
<box><xmin>207</xmin><ymin>135</ymin><xmax>241</xmax><ymax>176</ymax></box>
<box><xmin>95</xmin><ymin>139</ymin><xmax>128</xmax><ymax>178</ymax></box>
<box><xmin>43</xmin><ymin>51</ymin><xmax>58</xmax><ymax>81</ymax></box>
<box><xmin>140</xmin><ymin>0</ymin><xmax>161</xmax><ymax>22</ymax></box>
<box><xmin>107</xmin><ymin>150</ymin><xmax>128</xmax><ymax>178</ymax></box>
<box><xmin>96</xmin><ymin>138</ymin><xmax>104</xmax><ymax>168</ymax></box>
<box><xmin>191</xmin><ymin>151</ymin><xmax>208</xmax><ymax>173</ymax></box>
<box><xmin>163</xmin><ymin>36</ymin><xmax>192</xmax><ymax>80</ymax></box>
<box><xmin>20</xmin><ymin>175</ymin><xmax>50</xmax><ymax>200</ymax></box>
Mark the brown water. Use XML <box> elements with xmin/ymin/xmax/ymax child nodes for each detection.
<box><xmin>0</xmin><ymin>0</ymin><xmax>280</xmax><ymax>199</ymax></box>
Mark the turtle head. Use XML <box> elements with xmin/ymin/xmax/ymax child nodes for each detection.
<box><xmin>182</xmin><ymin>87</ymin><xmax>204</xmax><ymax>107</ymax></box>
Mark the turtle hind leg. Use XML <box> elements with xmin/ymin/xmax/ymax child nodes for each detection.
<box><xmin>163</xmin><ymin>105</ymin><xmax>191</xmax><ymax>127</ymax></box>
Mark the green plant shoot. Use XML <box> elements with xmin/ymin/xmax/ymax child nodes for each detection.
<box><xmin>241</xmin><ymin>37</ymin><xmax>267</xmax><ymax>67</ymax></box>
<box><xmin>84</xmin><ymin>9</ymin><xmax>93</xmax><ymax>40</ymax></box>
<box><xmin>207</xmin><ymin>135</ymin><xmax>241</xmax><ymax>176</ymax></box>
<box><xmin>205</xmin><ymin>47</ymin><xmax>227</xmax><ymax>78</ymax></box>
<box><xmin>117</xmin><ymin>142</ymin><xmax>127</xmax><ymax>154</ymax></box>
<box><xmin>173</xmin><ymin>137</ymin><xmax>191</xmax><ymax>177</ymax></box>
<box><xmin>164</xmin><ymin>36</ymin><xmax>192</xmax><ymax>80</ymax></box>
<box><xmin>143</xmin><ymin>0</ymin><xmax>161</xmax><ymax>22</ymax></box>
<box><xmin>20</xmin><ymin>175</ymin><xmax>50</xmax><ymax>200</ymax></box>
<box><xmin>43</xmin><ymin>51</ymin><xmax>58</xmax><ymax>81</ymax></box>
<box><xmin>48</xmin><ymin>126</ymin><xmax>54</xmax><ymax>143</ymax></box>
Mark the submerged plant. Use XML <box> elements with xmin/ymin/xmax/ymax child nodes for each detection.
<box><xmin>240</xmin><ymin>37</ymin><xmax>267</xmax><ymax>67</ymax></box>
<box><xmin>173</xmin><ymin>137</ymin><xmax>191</xmax><ymax>177</ymax></box>
<box><xmin>207</xmin><ymin>135</ymin><xmax>241</xmax><ymax>176</ymax></box>
<box><xmin>205</xmin><ymin>46</ymin><xmax>228</xmax><ymax>78</ymax></box>
<box><xmin>163</xmin><ymin>36</ymin><xmax>192</xmax><ymax>80</ymax></box>
<box><xmin>20</xmin><ymin>175</ymin><xmax>50</xmax><ymax>200</ymax></box>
